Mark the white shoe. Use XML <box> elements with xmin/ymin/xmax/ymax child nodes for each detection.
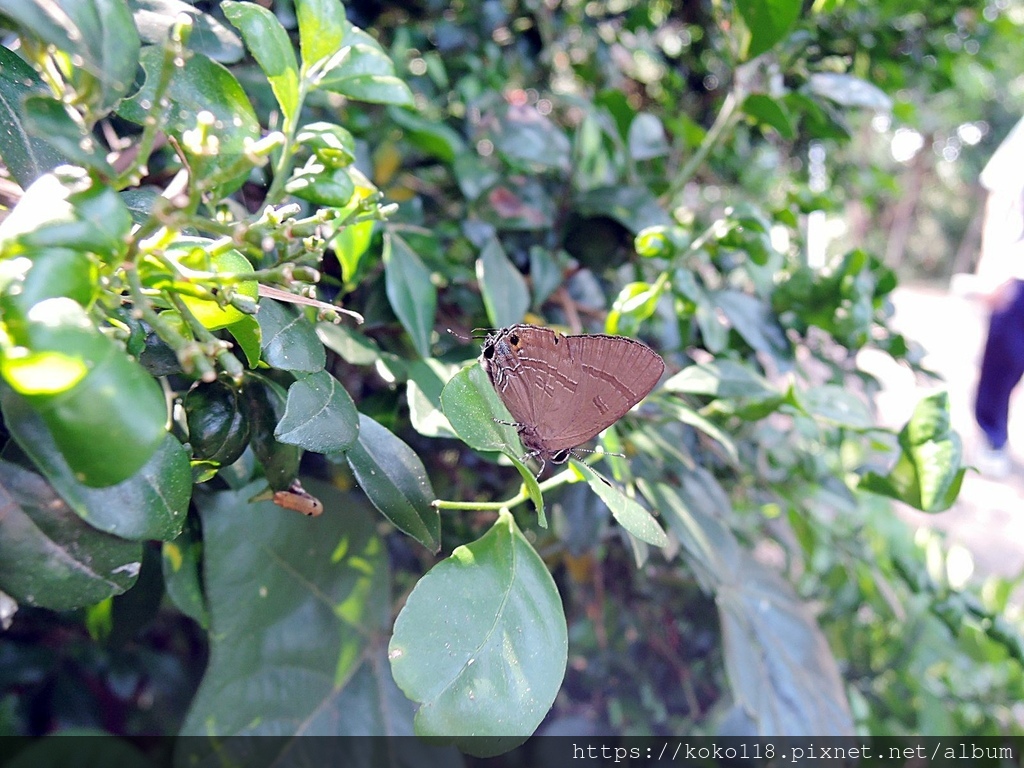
<box><xmin>976</xmin><ymin>444</ymin><xmax>1012</xmax><ymax>479</ymax></box>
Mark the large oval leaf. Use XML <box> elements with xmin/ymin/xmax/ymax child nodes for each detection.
<box><xmin>0</xmin><ymin>461</ymin><xmax>141</xmax><ymax>610</ymax></box>
<box><xmin>0</xmin><ymin>0</ymin><xmax>140</xmax><ymax>113</ymax></box>
<box><xmin>275</xmin><ymin>370</ymin><xmax>360</xmax><ymax>454</ymax></box>
<box><xmin>317</xmin><ymin>40</ymin><xmax>414</xmax><ymax>106</ymax></box>
<box><xmin>718</xmin><ymin>558</ymin><xmax>855</xmax><ymax>735</ymax></box>
<box><xmin>388</xmin><ymin>509</ymin><xmax>567</xmax><ymax>757</ymax></box>
<box><xmin>1</xmin><ymin>389</ymin><xmax>190</xmax><ymax>541</ymax></box>
<box><xmin>0</xmin><ymin>48</ymin><xmax>66</xmax><ymax>186</ymax></box>
<box><xmin>180</xmin><ymin>480</ymin><xmax>389</xmax><ymax>735</ymax></box>
<box><xmin>345</xmin><ymin>413</ymin><xmax>440</xmax><ymax>552</ymax></box>
<box><xmin>118</xmin><ymin>46</ymin><xmax>261</xmax><ymax>198</ymax></box>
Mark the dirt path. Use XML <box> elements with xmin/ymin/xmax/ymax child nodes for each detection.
<box><xmin>859</xmin><ymin>283</ymin><xmax>1024</xmax><ymax>582</ymax></box>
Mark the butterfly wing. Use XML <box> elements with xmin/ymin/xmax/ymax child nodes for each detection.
<box><xmin>481</xmin><ymin>325</ymin><xmax>551</xmax><ymax>430</ymax></box>
<box><xmin>531</xmin><ymin>333</ymin><xmax>664</xmax><ymax>452</ymax></box>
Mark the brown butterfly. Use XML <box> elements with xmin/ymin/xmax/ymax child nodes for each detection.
<box><xmin>480</xmin><ymin>324</ymin><xmax>664</xmax><ymax>469</ymax></box>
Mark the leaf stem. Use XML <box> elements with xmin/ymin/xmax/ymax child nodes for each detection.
<box><xmin>167</xmin><ymin>292</ymin><xmax>245</xmax><ymax>382</ymax></box>
<box><xmin>114</xmin><ymin>17</ymin><xmax>190</xmax><ymax>189</ymax></box>
<box><xmin>662</xmin><ymin>88</ymin><xmax>742</xmax><ymax>207</ymax></box>
<box><xmin>432</xmin><ymin>465</ymin><xmax>578</xmax><ymax>511</ymax></box>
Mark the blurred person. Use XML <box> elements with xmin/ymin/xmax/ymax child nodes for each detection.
<box><xmin>973</xmin><ymin>116</ymin><xmax>1024</xmax><ymax>478</ymax></box>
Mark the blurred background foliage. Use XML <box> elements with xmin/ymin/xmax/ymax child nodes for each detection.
<box><xmin>2</xmin><ymin>0</ymin><xmax>1024</xmax><ymax>751</ymax></box>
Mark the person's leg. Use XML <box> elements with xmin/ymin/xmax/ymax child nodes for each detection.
<box><xmin>975</xmin><ymin>279</ymin><xmax>1024</xmax><ymax>452</ymax></box>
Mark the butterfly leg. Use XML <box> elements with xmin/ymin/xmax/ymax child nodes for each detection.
<box><xmin>493</xmin><ymin>418</ymin><xmax>524</xmax><ymax>428</ymax></box>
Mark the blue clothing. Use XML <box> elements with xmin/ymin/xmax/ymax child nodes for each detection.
<box><xmin>975</xmin><ymin>279</ymin><xmax>1024</xmax><ymax>449</ymax></box>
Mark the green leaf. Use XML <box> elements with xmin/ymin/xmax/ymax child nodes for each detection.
<box><xmin>606</xmin><ymin>281</ymin><xmax>662</xmax><ymax>336</ymax></box>
<box><xmin>627</xmin><ymin>113</ymin><xmax>669</xmax><ymax>160</ymax></box>
<box><xmin>477</xmin><ymin>238</ymin><xmax>529</xmax><ymax>329</ymax></box>
<box><xmin>383</xmin><ymin>232</ymin><xmax>437</xmax><ymax>359</ymax></box>
<box><xmin>286</xmin><ymin>162</ymin><xmax>357</xmax><ymax>207</ymax></box>
<box><xmin>180</xmin><ymin>480</ymin><xmax>389</xmax><ymax>735</ymax></box>
<box><xmin>674</xmin><ymin>270</ymin><xmax>728</xmax><ymax>353</ymax></box>
<box><xmin>439</xmin><ymin>366</ymin><xmax>545</xmax><ymax>522</ymax></box>
<box><xmin>742</xmin><ymin>94</ymin><xmax>796</xmax><ymax>139</ymax></box>
<box><xmin>1</xmin><ymin>391</ymin><xmax>189</xmax><ymax>540</ymax></box>
<box><xmin>241</xmin><ymin>374</ymin><xmax>300</xmax><ymax>491</ymax></box>
<box><xmin>573</xmin><ymin>462</ymin><xmax>668</xmax><ymax>548</ymax></box>
<box><xmin>118</xmin><ymin>47</ymin><xmax>261</xmax><ymax>199</ymax></box>
<box><xmin>388</xmin><ymin>107</ymin><xmax>467</xmax><ymax>163</ymax></box>
<box><xmin>662</xmin><ymin>360</ymin><xmax>776</xmax><ymax>400</ymax></box>
<box><xmin>297</xmin><ymin>122</ymin><xmax>357</xmax><ymax>168</ymax></box>
<box><xmin>528</xmin><ymin>246</ymin><xmax>562</xmax><ymax>309</ymax></box>
<box><xmin>345</xmin><ymin>413</ymin><xmax>440</xmax><ymax>552</ymax></box>
<box><xmin>640</xmin><ymin>476</ymin><xmax>741</xmax><ymax>591</ymax></box>
<box><xmin>389</xmin><ymin>509</ymin><xmax>567</xmax><ymax>756</ymax></box>
<box><xmin>405</xmin><ymin>359</ymin><xmax>459</xmax><ymax>439</ymax></box>
<box><xmin>453</xmin><ymin>154</ymin><xmax>500</xmax><ymax>202</ymax></box>
<box><xmin>575</xmin><ymin>186</ymin><xmax>673</xmax><ymax>234</ymax></box>
<box><xmin>0</xmin><ymin>310</ymin><xmax>168</xmax><ymax>488</ymax></box>
<box><xmin>718</xmin><ymin>558</ymin><xmax>855</xmax><ymax>735</ymax></box>
<box><xmin>22</xmin><ymin>95</ymin><xmax>117</xmax><ymax>176</ymax></box>
<box><xmin>331</xmin><ymin>208</ymin><xmax>375</xmax><ymax>287</ymax></box>
<box><xmin>258</xmin><ymin>299</ymin><xmax>327</xmax><ymax>372</ymax></box>
<box><xmin>508</xmin><ymin>453</ymin><xmax>546</xmax><ymax>529</ymax></box>
<box><xmin>440</xmin><ymin>364</ymin><xmax>521</xmax><ymax>457</ymax></box>
<box><xmin>275</xmin><ymin>370</ymin><xmax>360</xmax><ymax>454</ymax></box>
<box><xmin>735</xmin><ymin>0</ymin><xmax>802</xmax><ymax>59</ymax></box>
<box><xmin>317</xmin><ymin>323</ymin><xmax>382</xmax><ymax>367</ymax></box>
<box><xmin>0</xmin><ymin>168</ymin><xmax>132</xmax><ymax>260</ymax></box>
<box><xmin>903</xmin><ymin>389</ymin><xmax>952</xmax><ymax>445</ymax></box>
<box><xmin>797</xmin><ymin>384</ymin><xmax>872</xmax><ymax>429</ymax></box>
<box><xmin>222</xmin><ymin>0</ymin><xmax>300</xmax><ymax>120</ymax></box>
<box><xmin>130</xmin><ymin>0</ymin><xmax>244</xmax><ymax>61</ymax></box>
<box><xmin>295</xmin><ymin>0</ymin><xmax>348</xmax><ymax>68</ymax></box>
<box><xmin>912</xmin><ymin>439</ymin><xmax>965</xmax><ymax>512</ymax></box>
<box><xmin>225</xmin><ymin>314</ymin><xmax>262</xmax><ymax>368</ymax></box>
<box><xmin>162</xmin><ymin>517</ymin><xmax>207</xmax><ymax>628</ymax></box>
<box><xmin>332</xmin><ymin>68</ymin><xmax>409</xmax><ymax>101</ymax></box>
<box><xmin>0</xmin><ymin>461</ymin><xmax>142</xmax><ymax>611</ymax></box>
<box><xmin>0</xmin><ymin>0</ymin><xmax>140</xmax><ymax>113</ymax></box>
<box><xmin>713</xmin><ymin>290</ymin><xmax>790</xmax><ymax>360</ymax></box>
<box><xmin>318</xmin><ymin>45</ymin><xmax>415</xmax><ymax>107</ymax></box>
<box><xmin>0</xmin><ymin>49</ymin><xmax>67</xmax><ymax>187</ymax></box>
<box><xmin>490</xmin><ymin>105</ymin><xmax>571</xmax><ymax>171</ymax></box>
<box><xmin>662</xmin><ymin>401</ymin><xmax>739</xmax><ymax>464</ymax></box>
<box><xmin>859</xmin><ymin>392</ymin><xmax>965</xmax><ymax>513</ymax></box>
<box><xmin>807</xmin><ymin>73</ymin><xmax>893</xmax><ymax>112</ymax></box>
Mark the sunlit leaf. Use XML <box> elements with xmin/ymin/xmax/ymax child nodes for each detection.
<box><xmin>275</xmin><ymin>370</ymin><xmax>359</xmax><ymax>454</ymax></box>
<box><xmin>389</xmin><ymin>510</ymin><xmax>566</xmax><ymax>757</ymax></box>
